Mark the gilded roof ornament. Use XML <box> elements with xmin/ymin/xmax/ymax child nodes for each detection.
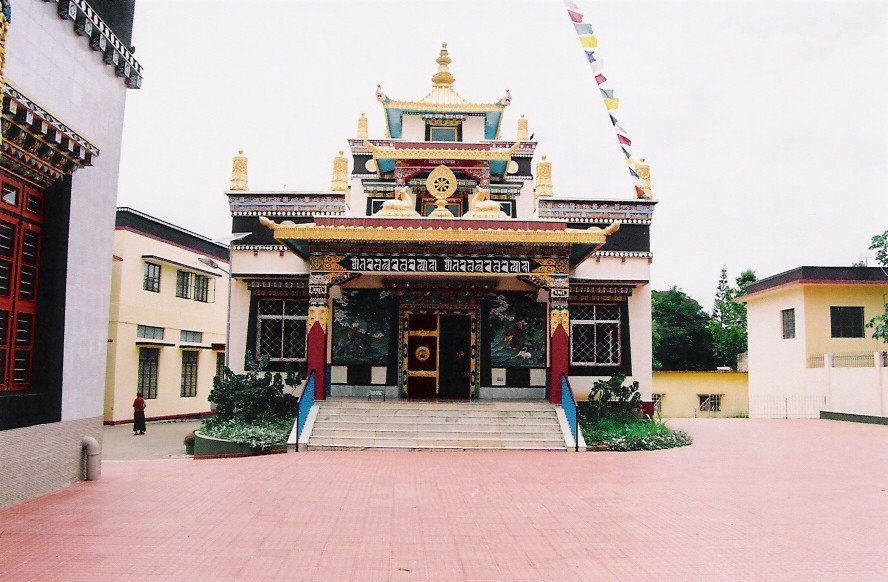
<box><xmin>229</xmin><ymin>149</ymin><xmax>248</xmax><ymax>191</ymax></box>
<box><xmin>432</xmin><ymin>42</ymin><xmax>455</xmax><ymax>87</ymax></box>
<box><xmin>330</xmin><ymin>150</ymin><xmax>349</xmax><ymax>193</ymax></box>
<box><xmin>356</xmin><ymin>113</ymin><xmax>368</xmax><ymax>139</ymax></box>
<box><xmin>517</xmin><ymin>114</ymin><xmax>529</xmax><ymax>141</ymax></box>
<box><xmin>534</xmin><ymin>155</ymin><xmax>553</xmax><ymax>200</ymax></box>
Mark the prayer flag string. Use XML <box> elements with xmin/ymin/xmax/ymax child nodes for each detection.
<box><xmin>562</xmin><ymin>0</ymin><xmax>646</xmax><ymax>196</ymax></box>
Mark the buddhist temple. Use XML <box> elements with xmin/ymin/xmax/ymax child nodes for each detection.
<box><xmin>225</xmin><ymin>43</ymin><xmax>656</xmax><ymax>407</ymax></box>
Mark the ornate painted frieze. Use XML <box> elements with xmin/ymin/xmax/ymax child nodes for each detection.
<box><xmin>55</xmin><ymin>0</ymin><xmax>142</xmax><ymax>88</ymax></box>
<box><xmin>228</xmin><ymin>193</ymin><xmax>346</xmax><ymax>215</ymax></box>
<box><xmin>537</xmin><ymin>199</ymin><xmax>655</xmax><ymax>223</ymax></box>
<box><xmin>1</xmin><ymin>85</ymin><xmax>99</xmax><ymax>186</ymax></box>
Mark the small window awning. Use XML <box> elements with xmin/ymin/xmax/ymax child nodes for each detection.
<box><xmin>141</xmin><ymin>255</ymin><xmax>223</xmax><ymax>277</ymax></box>
<box><xmin>135</xmin><ymin>340</ymin><xmax>175</xmax><ymax>347</ymax></box>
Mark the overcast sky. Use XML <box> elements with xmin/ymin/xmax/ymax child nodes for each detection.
<box><xmin>117</xmin><ymin>0</ymin><xmax>888</xmax><ymax>308</ymax></box>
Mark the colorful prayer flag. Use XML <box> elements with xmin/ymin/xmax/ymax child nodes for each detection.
<box><xmin>621</xmin><ymin>146</ymin><xmax>631</xmax><ymax>158</ymax></box>
<box><xmin>563</xmin><ymin>0</ymin><xmax>580</xmax><ymax>9</ymax></box>
<box><xmin>595</xmin><ymin>74</ymin><xmax>607</xmax><ymax>85</ymax></box>
<box><xmin>600</xmin><ymin>88</ymin><xmax>614</xmax><ymax>99</ymax></box>
<box><xmin>609</xmin><ymin>114</ymin><xmax>618</xmax><ymax>125</ymax></box>
<box><xmin>573</xmin><ymin>23</ymin><xmax>593</xmax><ymax>35</ymax></box>
<box><xmin>628</xmin><ymin>166</ymin><xmax>639</xmax><ymax>178</ymax></box>
<box><xmin>568</xmin><ymin>10</ymin><xmax>583</xmax><ymax>23</ymax></box>
<box><xmin>604</xmin><ymin>97</ymin><xmax>619</xmax><ymax>110</ymax></box>
<box><xmin>585</xmin><ymin>51</ymin><xmax>596</xmax><ymax>63</ymax></box>
<box><xmin>635</xmin><ymin>186</ymin><xmax>645</xmax><ymax>198</ymax></box>
<box><xmin>617</xmin><ymin>134</ymin><xmax>631</xmax><ymax>146</ymax></box>
<box><xmin>589</xmin><ymin>60</ymin><xmax>604</xmax><ymax>74</ymax></box>
<box><xmin>579</xmin><ymin>35</ymin><xmax>597</xmax><ymax>49</ymax></box>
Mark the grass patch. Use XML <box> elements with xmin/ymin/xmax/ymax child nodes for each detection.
<box><xmin>580</xmin><ymin>416</ymin><xmax>692</xmax><ymax>451</ymax></box>
<box><xmin>200</xmin><ymin>417</ymin><xmax>292</xmax><ymax>451</ymax></box>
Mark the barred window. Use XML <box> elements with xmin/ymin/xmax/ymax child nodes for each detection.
<box><xmin>180</xmin><ymin>351</ymin><xmax>198</xmax><ymax>397</ymax></box>
<box><xmin>698</xmin><ymin>394</ymin><xmax>721</xmax><ymax>412</ymax></box>
<box><xmin>830</xmin><ymin>306</ymin><xmax>864</xmax><ymax>338</ymax></box>
<box><xmin>257</xmin><ymin>298</ymin><xmax>307</xmax><ymax>362</ymax></box>
<box><xmin>215</xmin><ymin>351</ymin><xmax>225</xmax><ymax>379</ymax></box>
<box><xmin>193</xmin><ymin>275</ymin><xmax>210</xmax><ymax>302</ymax></box>
<box><xmin>652</xmin><ymin>393</ymin><xmax>663</xmax><ymax>412</ymax></box>
<box><xmin>138</xmin><ymin>348</ymin><xmax>159</xmax><ymax>399</ymax></box>
<box><xmin>137</xmin><ymin>325</ymin><xmax>164</xmax><ymax>340</ymax></box>
<box><xmin>143</xmin><ymin>262</ymin><xmax>160</xmax><ymax>292</ymax></box>
<box><xmin>781</xmin><ymin>308</ymin><xmax>795</xmax><ymax>339</ymax></box>
<box><xmin>176</xmin><ymin>270</ymin><xmax>193</xmax><ymax>299</ymax></box>
<box><xmin>180</xmin><ymin>330</ymin><xmax>203</xmax><ymax>343</ymax></box>
<box><xmin>570</xmin><ymin>304</ymin><xmax>621</xmax><ymax>366</ymax></box>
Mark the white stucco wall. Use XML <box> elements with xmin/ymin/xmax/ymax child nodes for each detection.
<box><xmin>8</xmin><ymin>1</ymin><xmax>130</xmax><ymax>421</ymax></box>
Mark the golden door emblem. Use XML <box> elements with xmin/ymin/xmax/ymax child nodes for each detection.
<box><xmin>415</xmin><ymin>346</ymin><xmax>431</xmax><ymax>362</ymax></box>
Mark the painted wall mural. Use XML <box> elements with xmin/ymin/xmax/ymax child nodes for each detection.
<box><xmin>331</xmin><ymin>290</ymin><xmax>394</xmax><ymax>365</ymax></box>
<box><xmin>485</xmin><ymin>293</ymin><xmax>546</xmax><ymax>368</ymax></box>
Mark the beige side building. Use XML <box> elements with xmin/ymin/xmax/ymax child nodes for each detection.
<box><xmin>651</xmin><ymin>371</ymin><xmax>749</xmax><ymax>418</ymax></box>
<box><xmin>104</xmin><ymin>208</ymin><xmax>229</xmax><ymax>424</ymax></box>
<box><xmin>740</xmin><ymin>267</ymin><xmax>888</xmax><ymax>419</ymax></box>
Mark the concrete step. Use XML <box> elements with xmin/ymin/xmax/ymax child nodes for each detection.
<box><xmin>306</xmin><ymin>443</ymin><xmax>568</xmax><ymax>451</ymax></box>
<box><xmin>311</xmin><ymin>421</ymin><xmax>561</xmax><ymax>432</ymax></box>
<box><xmin>307</xmin><ymin>436</ymin><xmax>566</xmax><ymax>449</ymax></box>
<box><xmin>310</xmin><ymin>428</ymin><xmax>563</xmax><ymax>439</ymax></box>
<box><xmin>316</xmin><ymin>410</ymin><xmax>556</xmax><ymax>420</ymax></box>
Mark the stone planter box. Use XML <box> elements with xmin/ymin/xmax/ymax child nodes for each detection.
<box><xmin>193</xmin><ymin>430</ymin><xmax>288</xmax><ymax>458</ymax></box>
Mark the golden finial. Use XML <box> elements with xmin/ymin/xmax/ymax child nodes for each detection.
<box><xmin>517</xmin><ymin>114</ymin><xmax>529</xmax><ymax>141</ymax></box>
<box><xmin>431</xmin><ymin>42</ymin><xmax>455</xmax><ymax>87</ymax></box>
<box><xmin>636</xmin><ymin>157</ymin><xmax>651</xmax><ymax>199</ymax></box>
<box><xmin>356</xmin><ymin>113</ymin><xmax>368</xmax><ymax>139</ymax></box>
<box><xmin>534</xmin><ymin>155</ymin><xmax>553</xmax><ymax>200</ymax></box>
<box><xmin>229</xmin><ymin>149</ymin><xmax>248</xmax><ymax>191</ymax></box>
<box><xmin>331</xmin><ymin>150</ymin><xmax>349</xmax><ymax>193</ymax></box>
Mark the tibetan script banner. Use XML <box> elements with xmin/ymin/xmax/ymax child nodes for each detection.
<box><xmin>311</xmin><ymin>254</ymin><xmax>566</xmax><ymax>275</ymax></box>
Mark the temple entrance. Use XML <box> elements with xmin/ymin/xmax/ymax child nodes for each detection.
<box><xmin>403</xmin><ymin>310</ymin><xmax>475</xmax><ymax>399</ymax></box>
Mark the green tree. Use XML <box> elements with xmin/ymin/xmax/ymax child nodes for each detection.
<box><xmin>864</xmin><ymin>230</ymin><xmax>888</xmax><ymax>344</ymax></box>
<box><xmin>652</xmin><ymin>287</ymin><xmax>716</xmax><ymax>371</ymax></box>
<box><xmin>709</xmin><ymin>268</ymin><xmax>757</xmax><ymax>369</ymax></box>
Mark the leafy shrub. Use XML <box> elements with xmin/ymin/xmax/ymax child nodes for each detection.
<box><xmin>201</xmin><ymin>418</ymin><xmax>292</xmax><ymax>451</ymax></box>
<box><xmin>201</xmin><ymin>354</ymin><xmax>300</xmax><ymax>450</ymax></box>
<box><xmin>208</xmin><ymin>354</ymin><xmax>299</xmax><ymax>424</ymax></box>
<box><xmin>581</xmin><ymin>374</ymin><xmax>642</xmax><ymax>420</ymax></box>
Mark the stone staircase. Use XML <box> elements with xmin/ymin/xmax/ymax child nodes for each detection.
<box><xmin>305</xmin><ymin>400</ymin><xmax>568</xmax><ymax>451</ymax></box>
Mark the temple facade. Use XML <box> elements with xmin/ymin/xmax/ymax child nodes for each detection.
<box><xmin>226</xmin><ymin>44</ymin><xmax>655</xmax><ymax>405</ymax></box>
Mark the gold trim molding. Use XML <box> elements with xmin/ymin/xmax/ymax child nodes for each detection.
<box><xmin>363</xmin><ymin>140</ymin><xmax>520</xmax><ymax>162</ymax></box>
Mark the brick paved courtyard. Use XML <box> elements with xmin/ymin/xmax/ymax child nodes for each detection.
<box><xmin>1</xmin><ymin>419</ymin><xmax>886</xmax><ymax>581</ymax></box>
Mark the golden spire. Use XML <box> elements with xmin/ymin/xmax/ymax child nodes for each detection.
<box><xmin>431</xmin><ymin>42</ymin><xmax>455</xmax><ymax>87</ymax></box>
<box><xmin>636</xmin><ymin>157</ymin><xmax>652</xmax><ymax>199</ymax></box>
<box><xmin>356</xmin><ymin>113</ymin><xmax>368</xmax><ymax>139</ymax></box>
<box><xmin>534</xmin><ymin>155</ymin><xmax>553</xmax><ymax>200</ymax></box>
<box><xmin>330</xmin><ymin>150</ymin><xmax>349</xmax><ymax>193</ymax></box>
<box><xmin>517</xmin><ymin>114</ymin><xmax>529</xmax><ymax>141</ymax></box>
<box><xmin>229</xmin><ymin>149</ymin><xmax>248</xmax><ymax>191</ymax></box>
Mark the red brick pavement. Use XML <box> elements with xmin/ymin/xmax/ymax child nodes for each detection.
<box><xmin>0</xmin><ymin>419</ymin><xmax>886</xmax><ymax>581</ymax></box>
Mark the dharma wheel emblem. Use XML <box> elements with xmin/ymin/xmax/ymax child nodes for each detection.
<box><xmin>415</xmin><ymin>346</ymin><xmax>431</xmax><ymax>362</ymax></box>
<box><xmin>425</xmin><ymin>165</ymin><xmax>458</xmax><ymax>218</ymax></box>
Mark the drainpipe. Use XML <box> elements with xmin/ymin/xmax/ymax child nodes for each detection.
<box><xmin>82</xmin><ymin>436</ymin><xmax>101</xmax><ymax>481</ymax></box>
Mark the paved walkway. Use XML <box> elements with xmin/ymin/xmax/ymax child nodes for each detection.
<box><xmin>102</xmin><ymin>420</ymin><xmax>201</xmax><ymax>460</ymax></box>
<box><xmin>1</xmin><ymin>419</ymin><xmax>886</xmax><ymax>580</ymax></box>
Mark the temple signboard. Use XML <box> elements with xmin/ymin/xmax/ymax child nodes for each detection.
<box><xmin>311</xmin><ymin>254</ymin><xmax>566</xmax><ymax>275</ymax></box>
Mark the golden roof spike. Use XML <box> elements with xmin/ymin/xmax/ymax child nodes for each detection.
<box><xmin>517</xmin><ymin>114</ymin><xmax>529</xmax><ymax>141</ymax></box>
<box><xmin>534</xmin><ymin>155</ymin><xmax>553</xmax><ymax>200</ymax></box>
<box><xmin>356</xmin><ymin>112</ymin><xmax>368</xmax><ymax>139</ymax></box>
<box><xmin>330</xmin><ymin>150</ymin><xmax>349</xmax><ymax>193</ymax></box>
<box><xmin>431</xmin><ymin>42</ymin><xmax>455</xmax><ymax>87</ymax></box>
<box><xmin>636</xmin><ymin>157</ymin><xmax>652</xmax><ymax>199</ymax></box>
<box><xmin>229</xmin><ymin>149</ymin><xmax>248</xmax><ymax>191</ymax></box>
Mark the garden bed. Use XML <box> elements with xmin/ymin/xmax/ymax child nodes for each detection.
<box><xmin>194</xmin><ymin>417</ymin><xmax>293</xmax><ymax>457</ymax></box>
<box><xmin>579</xmin><ymin>416</ymin><xmax>692</xmax><ymax>451</ymax></box>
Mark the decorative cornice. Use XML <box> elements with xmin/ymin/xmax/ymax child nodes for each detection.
<box><xmin>54</xmin><ymin>0</ymin><xmax>143</xmax><ymax>89</ymax></box>
<box><xmin>363</xmin><ymin>139</ymin><xmax>521</xmax><ymax>162</ymax></box>
<box><xmin>1</xmin><ymin>84</ymin><xmax>99</xmax><ymax>186</ymax></box>
<box><xmin>260</xmin><ymin>216</ymin><xmax>618</xmax><ymax>247</ymax></box>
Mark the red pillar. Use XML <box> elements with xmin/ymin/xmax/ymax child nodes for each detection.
<box><xmin>549</xmin><ymin>320</ymin><xmax>568</xmax><ymax>404</ymax></box>
<box><xmin>306</xmin><ymin>320</ymin><xmax>326</xmax><ymax>400</ymax></box>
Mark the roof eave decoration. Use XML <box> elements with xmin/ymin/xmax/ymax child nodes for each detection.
<box><xmin>363</xmin><ymin>139</ymin><xmax>521</xmax><ymax>162</ymax></box>
<box><xmin>1</xmin><ymin>84</ymin><xmax>100</xmax><ymax>187</ymax></box>
<box><xmin>259</xmin><ymin>216</ymin><xmax>618</xmax><ymax>255</ymax></box>
<box><xmin>54</xmin><ymin>0</ymin><xmax>143</xmax><ymax>89</ymax></box>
